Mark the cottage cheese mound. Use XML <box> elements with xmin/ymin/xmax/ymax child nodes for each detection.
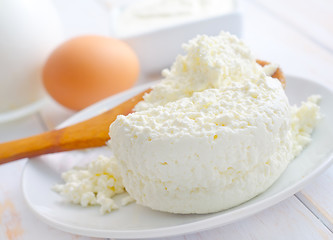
<box><xmin>53</xmin><ymin>155</ymin><xmax>134</xmax><ymax>214</ymax></box>
<box><xmin>109</xmin><ymin>32</ymin><xmax>321</xmax><ymax>214</ymax></box>
<box><xmin>111</xmin><ymin>79</ymin><xmax>292</xmax><ymax>213</ymax></box>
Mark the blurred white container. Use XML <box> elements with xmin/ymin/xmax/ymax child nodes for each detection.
<box><xmin>0</xmin><ymin>0</ymin><xmax>63</xmax><ymax>123</ymax></box>
<box><xmin>109</xmin><ymin>0</ymin><xmax>242</xmax><ymax>75</ymax></box>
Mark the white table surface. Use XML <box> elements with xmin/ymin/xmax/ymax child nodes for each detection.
<box><xmin>1</xmin><ymin>0</ymin><xmax>333</xmax><ymax>239</ymax></box>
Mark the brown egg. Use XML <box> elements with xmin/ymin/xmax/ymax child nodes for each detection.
<box><xmin>43</xmin><ymin>35</ymin><xmax>139</xmax><ymax>110</ymax></box>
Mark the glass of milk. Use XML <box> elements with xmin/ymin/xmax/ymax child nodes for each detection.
<box><xmin>0</xmin><ymin>0</ymin><xmax>63</xmax><ymax>123</ymax></box>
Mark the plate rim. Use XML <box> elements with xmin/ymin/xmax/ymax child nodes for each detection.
<box><xmin>21</xmin><ymin>75</ymin><xmax>333</xmax><ymax>239</ymax></box>
<box><xmin>0</xmin><ymin>98</ymin><xmax>47</xmax><ymax>123</ymax></box>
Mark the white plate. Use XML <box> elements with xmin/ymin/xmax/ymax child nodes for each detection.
<box><xmin>22</xmin><ymin>76</ymin><xmax>333</xmax><ymax>239</ymax></box>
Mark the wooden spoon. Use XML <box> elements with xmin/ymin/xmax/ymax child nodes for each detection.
<box><xmin>0</xmin><ymin>60</ymin><xmax>284</xmax><ymax>165</ymax></box>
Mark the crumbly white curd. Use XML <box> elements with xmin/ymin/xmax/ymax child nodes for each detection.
<box><xmin>53</xmin><ymin>155</ymin><xmax>134</xmax><ymax>214</ymax></box>
<box><xmin>109</xmin><ymin>32</ymin><xmax>321</xmax><ymax>213</ymax></box>
<box><xmin>54</xmin><ymin>32</ymin><xmax>321</xmax><ymax>214</ymax></box>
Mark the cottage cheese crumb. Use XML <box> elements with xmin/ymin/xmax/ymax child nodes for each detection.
<box><xmin>290</xmin><ymin>95</ymin><xmax>321</xmax><ymax>157</ymax></box>
<box><xmin>53</xmin><ymin>155</ymin><xmax>133</xmax><ymax>214</ymax></box>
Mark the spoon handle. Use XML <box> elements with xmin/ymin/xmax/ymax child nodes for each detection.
<box><xmin>0</xmin><ymin>89</ymin><xmax>150</xmax><ymax>165</ymax></box>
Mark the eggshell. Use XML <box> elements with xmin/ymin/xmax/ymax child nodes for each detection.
<box><xmin>42</xmin><ymin>35</ymin><xmax>139</xmax><ymax>110</ymax></box>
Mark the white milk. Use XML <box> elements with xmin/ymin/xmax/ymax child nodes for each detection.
<box><xmin>0</xmin><ymin>0</ymin><xmax>63</xmax><ymax>117</ymax></box>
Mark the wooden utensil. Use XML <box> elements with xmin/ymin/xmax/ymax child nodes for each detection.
<box><xmin>0</xmin><ymin>89</ymin><xmax>150</xmax><ymax>165</ymax></box>
<box><xmin>0</xmin><ymin>60</ymin><xmax>285</xmax><ymax>165</ymax></box>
